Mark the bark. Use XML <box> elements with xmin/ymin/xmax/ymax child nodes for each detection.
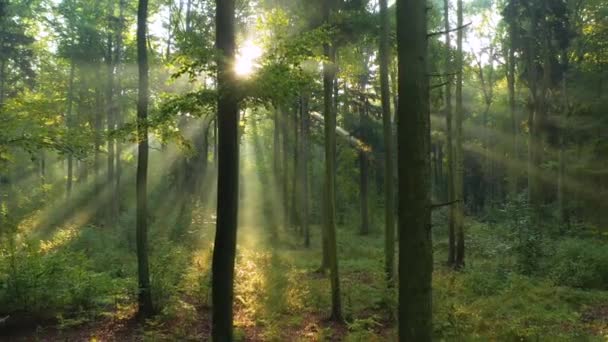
<box><xmin>323</xmin><ymin>0</ymin><xmax>342</xmax><ymax>321</ymax></box>
<box><xmin>301</xmin><ymin>94</ymin><xmax>311</xmax><ymax>247</ymax></box>
<box><xmin>292</xmin><ymin>104</ymin><xmax>299</xmax><ymax>229</ymax></box>
<box><xmin>396</xmin><ymin>0</ymin><xmax>432</xmax><ymax>338</ymax></box>
<box><xmin>444</xmin><ymin>0</ymin><xmax>456</xmax><ymax>266</ymax></box>
<box><xmin>507</xmin><ymin>23</ymin><xmax>517</xmax><ymax>196</ymax></box>
<box><xmin>106</xmin><ymin>16</ymin><xmax>116</xmax><ymax>223</ymax></box>
<box><xmin>0</xmin><ymin>58</ymin><xmax>5</xmax><ymax>109</ymax></box>
<box><xmin>282</xmin><ymin>109</ymin><xmax>289</xmax><ymax>224</ymax></box>
<box><xmin>115</xmin><ymin>0</ymin><xmax>126</xmax><ymax>218</ymax></box>
<box><xmin>358</xmin><ymin>71</ymin><xmax>370</xmax><ymax>235</ymax></box>
<box><xmin>66</xmin><ymin>59</ymin><xmax>76</xmax><ymax>199</ymax></box>
<box><xmin>379</xmin><ymin>0</ymin><xmax>395</xmax><ymax>283</ymax></box>
<box><xmin>136</xmin><ymin>0</ymin><xmax>153</xmax><ymax>317</ymax></box>
<box><xmin>211</xmin><ymin>0</ymin><xmax>239</xmax><ymax>337</ymax></box>
<box><xmin>454</xmin><ymin>0</ymin><xmax>465</xmax><ymax>270</ymax></box>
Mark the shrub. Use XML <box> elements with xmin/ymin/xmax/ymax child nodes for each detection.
<box><xmin>545</xmin><ymin>238</ymin><xmax>608</xmax><ymax>290</ymax></box>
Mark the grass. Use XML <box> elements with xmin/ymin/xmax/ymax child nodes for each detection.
<box><xmin>2</xmin><ymin>201</ymin><xmax>608</xmax><ymax>341</ymax></box>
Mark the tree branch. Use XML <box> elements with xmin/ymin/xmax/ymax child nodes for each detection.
<box><xmin>430</xmin><ymin>199</ymin><xmax>460</xmax><ymax>210</ymax></box>
<box><xmin>428</xmin><ymin>22</ymin><xmax>471</xmax><ymax>38</ymax></box>
<box><xmin>430</xmin><ymin>81</ymin><xmax>449</xmax><ymax>90</ymax></box>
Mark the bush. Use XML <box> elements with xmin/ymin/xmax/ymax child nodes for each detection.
<box><xmin>545</xmin><ymin>238</ymin><xmax>608</xmax><ymax>290</ymax></box>
<box><xmin>0</xmin><ymin>240</ymin><xmax>128</xmax><ymax>318</ymax></box>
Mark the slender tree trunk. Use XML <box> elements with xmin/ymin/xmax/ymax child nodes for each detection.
<box><xmin>443</xmin><ymin>0</ymin><xmax>456</xmax><ymax>267</ymax></box>
<box><xmin>185</xmin><ymin>0</ymin><xmax>193</xmax><ymax>32</ymax></box>
<box><xmin>397</xmin><ymin>0</ymin><xmax>432</xmax><ymax>338</ymax></box>
<box><xmin>0</xmin><ymin>59</ymin><xmax>5</xmax><ymax>109</ymax></box>
<box><xmin>323</xmin><ymin>0</ymin><xmax>342</xmax><ymax>321</ymax></box>
<box><xmin>211</xmin><ymin>0</ymin><xmax>239</xmax><ymax>337</ymax></box>
<box><xmin>454</xmin><ymin>0</ymin><xmax>465</xmax><ymax>269</ymax></box>
<box><xmin>379</xmin><ymin>0</ymin><xmax>395</xmax><ymax>284</ymax></box>
<box><xmin>507</xmin><ymin>40</ymin><xmax>517</xmax><ymax>196</ymax></box>
<box><xmin>136</xmin><ymin>0</ymin><xmax>153</xmax><ymax>317</ymax></box>
<box><xmin>292</xmin><ymin>105</ymin><xmax>299</xmax><ymax>229</ymax></box>
<box><xmin>301</xmin><ymin>93</ymin><xmax>311</xmax><ymax>247</ymax></box>
<box><xmin>358</xmin><ymin>75</ymin><xmax>370</xmax><ymax>235</ymax></box>
<box><xmin>282</xmin><ymin>110</ymin><xmax>289</xmax><ymax>225</ymax></box>
<box><xmin>106</xmin><ymin>20</ymin><xmax>116</xmax><ymax>224</ymax></box>
<box><xmin>115</xmin><ymin>0</ymin><xmax>126</xmax><ymax>217</ymax></box>
<box><xmin>66</xmin><ymin>59</ymin><xmax>76</xmax><ymax>199</ymax></box>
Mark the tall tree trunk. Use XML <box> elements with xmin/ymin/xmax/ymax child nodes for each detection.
<box><xmin>358</xmin><ymin>74</ymin><xmax>370</xmax><ymax>235</ymax></box>
<box><xmin>185</xmin><ymin>0</ymin><xmax>193</xmax><ymax>32</ymax></box>
<box><xmin>454</xmin><ymin>0</ymin><xmax>465</xmax><ymax>269</ymax></box>
<box><xmin>106</xmin><ymin>18</ymin><xmax>116</xmax><ymax>224</ymax></box>
<box><xmin>0</xmin><ymin>58</ymin><xmax>5</xmax><ymax>109</ymax></box>
<box><xmin>323</xmin><ymin>0</ymin><xmax>342</xmax><ymax>321</ymax></box>
<box><xmin>66</xmin><ymin>59</ymin><xmax>76</xmax><ymax>199</ymax></box>
<box><xmin>379</xmin><ymin>0</ymin><xmax>395</xmax><ymax>284</ymax></box>
<box><xmin>282</xmin><ymin>110</ymin><xmax>289</xmax><ymax>225</ymax></box>
<box><xmin>507</xmin><ymin>41</ymin><xmax>517</xmax><ymax>196</ymax></box>
<box><xmin>211</xmin><ymin>0</ymin><xmax>239</xmax><ymax>337</ymax></box>
<box><xmin>526</xmin><ymin>6</ymin><xmax>542</xmax><ymax>218</ymax></box>
<box><xmin>301</xmin><ymin>93</ymin><xmax>311</xmax><ymax>247</ymax></box>
<box><xmin>396</xmin><ymin>0</ymin><xmax>432</xmax><ymax>338</ymax></box>
<box><xmin>115</xmin><ymin>0</ymin><xmax>126</xmax><ymax>218</ymax></box>
<box><xmin>292</xmin><ymin>105</ymin><xmax>299</xmax><ymax>229</ymax></box>
<box><xmin>443</xmin><ymin>0</ymin><xmax>456</xmax><ymax>267</ymax></box>
<box><xmin>136</xmin><ymin>0</ymin><xmax>153</xmax><ymax>318</ymax></box>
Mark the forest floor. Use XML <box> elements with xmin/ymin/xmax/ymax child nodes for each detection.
<box><xmin>3</xmin><ymin>178</ymin><xmax>608</xmax><ymax>340</ymax></box>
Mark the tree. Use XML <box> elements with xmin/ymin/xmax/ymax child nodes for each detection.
<box><xmin>136</xmin><ymin>0</ymin><xmax>153</xmax><ymax>318</ymax></box>
<box><xmin>379</xmin><ymin>0</ymin><xmax>395</xmax><ymax>283</ymax></box>
<box><xmin>322</xmin><ymin>0</ymin><xmax>342</xmax><ymax>321</ymax></box>
<box><xmin>396</xmin><ymin>0</ymin><xmax>432</xmax><ymax>338</ymax></box>
<box><xmin>454</xmin><ymin>0</ymin><xmax>465</xmax><ymax>270</ymax></box>
<box><xmin>443</xmin><ymin>0</ymin><xmax>456</xmax><ymax>267</ymax></box>
<box><xmin>211</xmin><ymin>0</ymin><xmax>240</xmax><ymax>337</ymax></box>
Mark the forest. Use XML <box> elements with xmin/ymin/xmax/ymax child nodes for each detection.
<box><xmin>0</xmin><ymin>0</ymin><xmax>607</xmax><ymax>340</ymax></box>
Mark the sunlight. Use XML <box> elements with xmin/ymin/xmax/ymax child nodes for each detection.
<box><xmin>235</xmin><ymin>40</ymin><xmax>263</xmax><ymax>77</ymax></box>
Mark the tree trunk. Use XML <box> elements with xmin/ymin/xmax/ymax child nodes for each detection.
<box><xmin>443</xmin><ymin>0</ymin><xmax>456</xmax><ymax>267</ymax></box>
<box><xmin>106</xmin><ymin>21</ymin><xmax>116</xmax><ymax>224</ymax></box>
<box><xmin>507</xmin><ymin>40</ymin><xmax>517</xmax><ymax>196</ymax></box>
<box><xmin>396</xmin><ymin>0</ymin><xmax>432</xmax><ymax>338</ymax></box>
<box><xmin>211</xmin><ymin>0</ymin><xmax>239</xmax><ymax>337</ymax></box>
<box><xmin>115</xmin><ymin>0</ymin><xmax>126</xmax><ymax>218</ymax></box>
<box><xmin>323</xmin><ymin>0</ymin><xmax>342</xmax><ymax>321</ymax></box>
<box><xmin>292</xmin><ymin>104</ymin><xmax>299</xmax><ymax>230</ymax></box>
<box><xmin>136</xmin><ymin>0</ymin><xmax>153</xmax><ymax>318</ymax></box>
<box><xmin>301</xmin><ymin>93</ymin><xmax>311</xmax><ymax>247</ymax></box>
<box><xmin>358</xmin><ymin>74</ymin><xmax>369</xmax><ymax>235</ymax></box>
<box><xmin>66</xmin><ymin>59</ymin><xmax>76</xmax><ymax>199</ymax></box>
<box><xmin>282</xmin><ymin>109</ymin><xmax>289</xmax><ymax>225</ymax></box>
<box><xmin>379</xmin><ymin>0</ymin><xmax>395</xmax><ymax>284</ymax></box>
<box><xmin>454</xmin><ymin>0</ymin><xmax>465</xmax><ymax>270</ymax></box>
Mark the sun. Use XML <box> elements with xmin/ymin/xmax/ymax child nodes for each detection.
<box><xmin>235</xmin><ymin>40</ymin><xmax>263</xmax><ymax>77</ymax></box>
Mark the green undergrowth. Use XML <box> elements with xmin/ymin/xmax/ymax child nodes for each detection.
<box><xmin>2</xmin><ymin>203</ymin><xmax>608</xmax><ymax>340</ymax></box>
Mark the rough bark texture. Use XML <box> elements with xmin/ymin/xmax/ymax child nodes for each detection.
<box><xmin>396</xmin><ymin>0</ymin><xmax>433</xmax><ymax>339</ymax></box>
<box><xmin>211</xmin><ymin>0</ymin><xmax>239</xmax><ymax>337</ymax></box>
<box><xmin>136</xmin><ymin>0</ymin><xmax>153</xmax><ymax>318</ymax></box>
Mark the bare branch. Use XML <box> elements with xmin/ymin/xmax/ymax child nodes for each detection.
<box><xmin>428</xmin><ymin>22</ymin><xmax>472</xmax><ymax>38</ymax></box>
<box><xmin>430</xmin><ymin>199</ymin><xmax>461</xmax><ymax>210</ymax></box>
